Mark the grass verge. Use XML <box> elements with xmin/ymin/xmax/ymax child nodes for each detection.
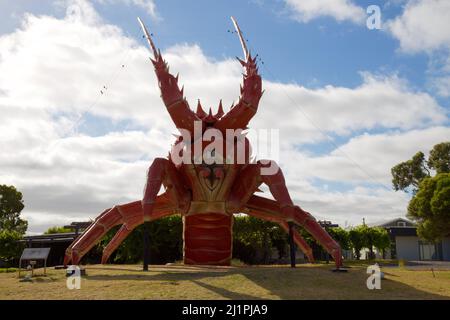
<box><xmin>0</xmin><ymin>262</ymin><xmax>448</xmax><ymax>300</ymax></box>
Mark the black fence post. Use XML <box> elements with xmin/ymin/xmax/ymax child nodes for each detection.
<box><xmin>143</xmin><ymin>221</ymin><xmax>150</xmax><ymax>271</ymax></box>
<box><xmin>288</xmin><ymin>222</ymin><xmax>296</xmax><ymax>268</ymax></box>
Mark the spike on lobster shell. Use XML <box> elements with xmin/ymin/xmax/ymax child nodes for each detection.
<box><xmin>204</xmin><ymin>107</ymin><xmax>216</xmax><ymax>123</ymax></box>
<box><xmin>196</xmin><ymin>99</ymin><xmax>207</xmax><ymax>118</ymax></box>
<box><xmin>215</xmin><ymin>99</ymin><xmax>224</xmax><ymax>118</ymax></box>
<box><xmin>237</xmin><ymin>57</ymin><xmax>246</xmax><ymax>67</ymax></box>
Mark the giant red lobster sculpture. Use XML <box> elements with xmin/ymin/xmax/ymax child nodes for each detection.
<box><xmin>64</xmin><ymin>17</ymin><xmax>343</xmax><ymax>268</ymax></box>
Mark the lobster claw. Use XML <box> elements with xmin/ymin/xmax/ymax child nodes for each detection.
<box><xmin>138</xmin><ymin>17</ymin><xmax>202</xmax><ymax>135</ymax></box>
<box><xmin>231</xmin><ymin>16</ymin><xmax>249</xmax><ymax>61</ymax></box>
<box><xmin>138</xmin><ymin>17</ymin><xmax>158</xmax><ymax>59</ymax></box>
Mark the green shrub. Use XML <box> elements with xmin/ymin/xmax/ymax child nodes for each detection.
<box><xmin>0</xmin><ymin>267</ymin><xmax>18</xmax><ymax>273</ymax></box>
<box><xmin>98</xmin><ymin>215</ymin><xmax>183</xmax><ymax>264</ymax></box>
<box><xmin>0</xmin><ymin>230</ymin><xmax>24</xmax><ymax>267</ymax></box>
<box><xmin>44</xmin><ymin>226</ymin><xmax>72</xmax><ymax>234</ymax></box>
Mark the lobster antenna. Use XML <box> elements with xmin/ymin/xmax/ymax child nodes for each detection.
<box><xmin>137</xmin><ymin>17</ymin><xmax>158</xmax><ymax>58</ymax></box>
<box><xmin>230</xmin><ymin>16</ymin><xmax>249</xmax><ymax>61</ymax></box>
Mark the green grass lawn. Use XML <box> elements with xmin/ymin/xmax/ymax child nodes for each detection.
<box><xmin>0</xmin><ymin>262</ymin><xmax>449</xmax><ymax>300</ymax></box>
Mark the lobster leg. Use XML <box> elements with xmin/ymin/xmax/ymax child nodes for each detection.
<box><xmin>242</xmin><ymin>207</ymin><xmax>314</xmax><ymax>263</ymax></box>
<box><xmin>64</xmin><ymin>200</ymin><xmax>142</xmax><ymax>266</ymax></box>
<box><xmin>101</xmin><ymin>198</ymin><xmax>176</xmax><ymax>264</ymax></box>
<box><xmin>63</xmin><ymin>208</ymin><xmax>109</xmax><ymax>266</ymax></box>
<box><xmin>143</xmin><ymin>157</ymin><xmax>190</xmax><ymax>220</ymax></box>
<box><xmin>101</xmin><ymin>224</ymin><xmax>135</xmax><ymax>264</ymax></box>
<box><xmin>245</xmin><ymin>195</ymin><xmax>343</xmax><ymax>268</ymax></box>
<box><xmin>227</xmin><ymin>160</ymin><xmax>292</xmax><ymax>211</ymax></box>
<box><xmin>64</xmin><ymin>193</ymin><xmax>176</xmax><ymax>266</ymax></box>
<box><xmin>228</xmin><ymin>161</ymin><xmax>343</xmax><ymax>268</ymax></box>
<box><xmin>278</xmin><ymin>221</ymin><xmax>315</xmax><ymax>263</ymax></box>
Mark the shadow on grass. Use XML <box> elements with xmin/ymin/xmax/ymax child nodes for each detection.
<box><xmin>86</xmin><ymin>270</ymin><xmax>232</xmax><ymax>282</ymax></box>
<box><xmin>86</xmin><ymin>264</ymin><xmax>235</xmax><ymax>273</ymax></box>
<box><xmin>190</xmin><ymin>280</ymin><xmax>262</xmax><ymax>300</ymax></box>
<box><xmin>83</xmin><ymin>264</ymin><xmax>448</xmax><ymax>300</ymax></box>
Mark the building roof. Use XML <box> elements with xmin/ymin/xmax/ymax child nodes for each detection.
<box><xmin>63</xmin><ymin>221</ymin><xmax>92</xmax><ymax>229</ymax></box>
<box><xmin>20</xmin><ymin>232</ymin><xmax>79</xmax><ymax>243</ymax></box>
<box><xmin>368</xmin><ymin>217</ymin><xmax>416</xmax><ymax>228</ymax></box>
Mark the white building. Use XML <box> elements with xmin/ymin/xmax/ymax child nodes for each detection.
<box><xmin>361</xmin><ymin>218</ymin><xmax>450</xmax><ymax>261</ymax></box>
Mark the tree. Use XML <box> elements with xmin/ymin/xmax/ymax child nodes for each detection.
<box><xmin>0</xmin><ymin>185</ymin><xmax>28</xmax><ymax>234</ymax></box>
<box><xmin>349</xmin><ymin>226</ymin><xmax>390</xmax><ymax>260</ymax></box>
<box><xmin>269</xmin><ymin>223</ymin><xmax>289</xmax><ymax>260</ymax></box>
<box><xmin>373</xmin><ymin>227</ymin><xmax>391</xmax><ymax>259</ymax></box>
<box><xmin>428</xmin><ymin>142</ymin><xmax>450</xmax><ymax>174</ymax></box>
<box><xmin>349</xmin><ymin>227</ymin><xmax>364</xmax><ymax>260</ymax></box>
<box><xmin>233</xmin><ymin>215</ymin><xmax>278</xmax><ymax>264</ymax></box>
<box><xmin>357</xmin><ymin>225</ymin><xmax>379</xmax><ymax>260</ymax></box>
<box><xmin>0</xmin><ymin>230</ymin><xmax>24</xmax><ymax>266</ymax></box>
<box><xmin>391</xmin><ymin>152</ymin><xmax>429</xmax><ymax>194</ymax></box>
<box><xmin>44</xmin><ymin>226</ymin><xmax>72</xmax><ymax>234</ymax></box>
<box><xmin>408</xmin><ymin>173</ymin><xmax>450</xmax><ymax>241</ymax></box>
<box><xmin>391</xmin><ymin>142</ymin><xmax>450</xmax><ymax>241</ymax></box>
<box><xmin>103</xmin><ymin>215</ymin><xmax>183</xmax><ymax>264</ymax></box>
<box><xmin>328</xmin><ymin>227</ymin><xmax>351</xmax><ymax>251</ymax></box>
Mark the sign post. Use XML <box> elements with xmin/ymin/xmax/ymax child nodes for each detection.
<box><xmin>18</xmin><ymin>248</ymin><xmax>51</xmax><ymax>277</ymax></box>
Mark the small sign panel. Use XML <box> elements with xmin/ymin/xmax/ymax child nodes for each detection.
<box><xmin>20</xmin><ymin>248</ymin><xmax>51</xmax><ymax>260</ymax></box>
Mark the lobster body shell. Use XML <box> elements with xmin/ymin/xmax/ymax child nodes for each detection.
<box><xmin>183</xmin><ymin>212</ymin><xmax>233</xmax><ymax>265</ymax></box>
<box><xmin>180</xmin><ymin>163</ymin><xmax>238</xmax><ymax>265</ymax></box>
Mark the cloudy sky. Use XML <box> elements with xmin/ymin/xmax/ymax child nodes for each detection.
<box><xmin>0</xmin><ymin>0</ymin><xmax>449</xmax><ymax>234</ymax></box>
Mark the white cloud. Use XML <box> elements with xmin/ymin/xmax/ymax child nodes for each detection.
<box><xmin>277</xmin><ymin>126</ymin><xmax>450</xmax><ymax>227</ymax></box>
<box><xmin>0</xmin><ymin>0</ymin><xmax>448</xmax><ymax>233</ymax></box>
<box><xmin>256</xmin><ymin>72</ymin><xmax>446</xmax><ymax>147</ymax></box>
<box><xmin>129</xmin><ymin>0</ymin><xmax>158</xmax><ymax>19</ymax></box>
<box><xmin>96</xmin><ymin>0</ymin><xmax>160</xmax><ymax>21</ymax></box>
<box><xmin>387</xmin><ymin>0</ymin><xmax>450</xmax><ymax>53</ymax></box>
<box><xmin>385</xmin><ymin>0</ymin><xmax>450</xmax><ymax>98</ymax></box>
<box><xmin>280</xmin><ymin>126</ymin><xmax>450</xmax><ymax>184</ymax></box>
<box><xmin>284</xmin><ymin>0</ymin><xmax>365</xmax><ymax>24</ymax></box>
<box><xmin>288</xmin><ymin>185</ymin><xmax>410</xmax><ymax>228</ymax></box>
<box><xmin>432</xmin><ymin>76</ymin><xmax>450</xmax><ymax>97</ymax></box>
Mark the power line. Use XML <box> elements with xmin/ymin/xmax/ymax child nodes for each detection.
<box><xmin>262</xmin><ymin>64</ymin><xmax>395</xmax><ymax>192</ymax></box>
<box><xmin>65</xmin><ymin>26</ymin><xmax>144</xmax><ymax>137</ymax></box>
<box><xmin>234</xmin><ymin>30</ymin><xmax>397</xmax><ymax>194</ymax></box>
<box><xmin>56</xmin><ymin>22</ymin><xmax>398</xmax><ymax>194</ymax></box>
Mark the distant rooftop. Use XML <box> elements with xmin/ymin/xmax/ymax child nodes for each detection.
<box><xmin>21</xmin><ymin>232</ymin><xmax>79</xmax><ymax>243</ymax></box>
<box><xmin>63</xmin><ymin>221</ymin><xmax>92</xmax><ymax>230</ymax></box>
<box><xmin>367</xmin><ymin>217</ymin><xmax>416</xmax><ymax>228</ymax></box>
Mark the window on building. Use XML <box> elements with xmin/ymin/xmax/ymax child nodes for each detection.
<box><xmin>397</xmin><ymin>221</ymin><xmax>406</xmax><ymax>227</ymax></box>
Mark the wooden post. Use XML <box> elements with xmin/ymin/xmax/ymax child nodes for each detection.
<box><xmin>288</xmin><ymin>222</ymin><xmax>296</xmax><ymax>268</ymax></box>
<box><xmin>143</xmin><ymin>222</ymin><xmax>150</xmax><ymax>271</ymax></box>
